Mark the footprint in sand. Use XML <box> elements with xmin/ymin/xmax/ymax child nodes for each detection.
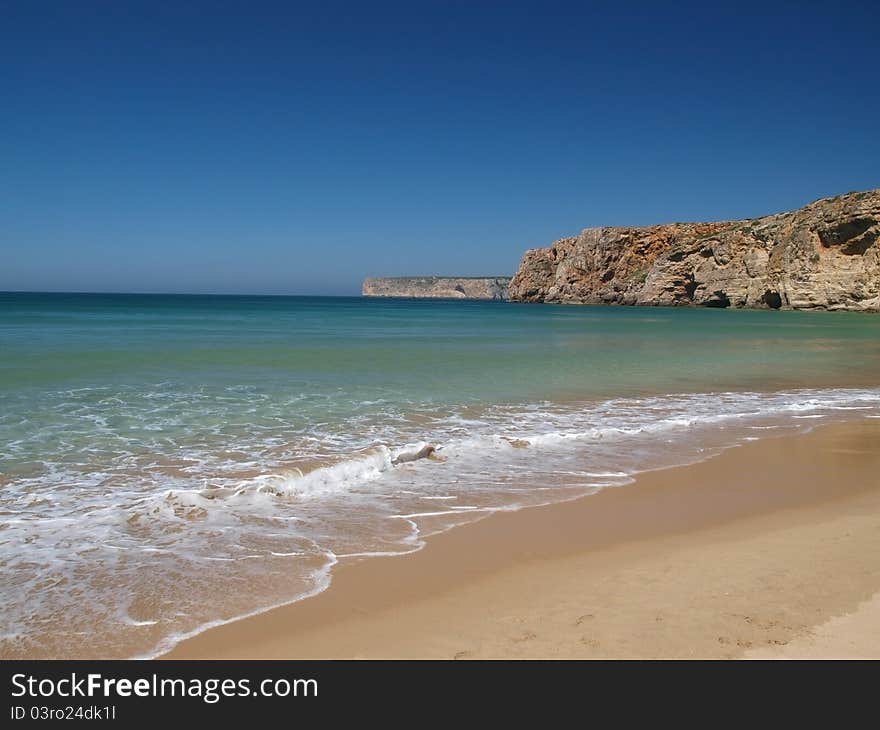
<box><xmin>511</xmin><ymin>631</ymin><xmax>537</xmax><ymax>643</ymax></box>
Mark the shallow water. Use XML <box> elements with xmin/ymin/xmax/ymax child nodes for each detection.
<box><xmin>1</xmin><ymin>293</ymin><xmax>879</xmax><ymax>658</ymax></box>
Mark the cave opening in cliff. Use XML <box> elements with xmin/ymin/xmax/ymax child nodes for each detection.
<box><xmin>763</xmin><ymin>290</ymin><xmax>783</xmax><ymax>309</ymax></box>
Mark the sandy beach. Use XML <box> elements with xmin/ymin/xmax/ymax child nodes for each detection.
<box><xmin>164</xmin><ymin>419</ymin><xmax>880</xmax><ymax>659</ymax></box>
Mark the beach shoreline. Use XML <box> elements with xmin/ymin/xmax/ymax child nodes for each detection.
<box><xmin>163</xmin><ymin>418</ymin><xmax>880</xmax><ymax>659</ymax></box>
<box><xmin>6</xmin><ymin>294</ymin><xmax>880</xmax><ymax>661</ymax></box>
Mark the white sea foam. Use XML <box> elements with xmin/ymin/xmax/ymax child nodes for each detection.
<box><xmin>253</xmin><ymin>447</ymin><xmax>394</xmax><ymax>499</ymax></box>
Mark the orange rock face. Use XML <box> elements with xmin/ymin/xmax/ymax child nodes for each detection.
<box><xmin>509</xmin><ymin>190</ymin><xmax>880</xmax><ymax>311</ymax></box>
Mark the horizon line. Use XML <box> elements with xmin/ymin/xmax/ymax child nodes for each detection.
<box><xmin>0</xmin><ymin>289</ymin><xmax>366</xmax><ymax>298</ymax></box>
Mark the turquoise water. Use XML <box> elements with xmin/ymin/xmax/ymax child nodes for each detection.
<box><xmin>2</xmin><ymin>292</ymin><xmax>880</xmax><ymax>658</ymax></box>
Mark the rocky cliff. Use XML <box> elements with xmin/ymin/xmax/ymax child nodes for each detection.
<box><xmin>509</xmin><ymin>189</ymin><xmax>880</xmax><ymax>311</ymax></box>
<box><xmin>363</xmin><ymin>276</ymin><xmax>511</xmax><ymax>300</ymax></box>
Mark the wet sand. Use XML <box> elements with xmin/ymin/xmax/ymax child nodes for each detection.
<box><xmin>165</xmin><ymin>419</ymin><xmax>880</xmax><ymax>659</ymax></box>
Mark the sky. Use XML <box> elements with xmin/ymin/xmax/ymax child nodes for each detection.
<box><xmin>2</xmin><ymin>1</ymin><xmax>878</xmax><ymax>295</ymax></box>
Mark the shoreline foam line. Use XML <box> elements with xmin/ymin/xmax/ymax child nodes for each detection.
<box><xmin>163</xmin><ymin>418</ymin><xmax>880</xmax><ymax>660</ymax></box>
<box><xmin>152</xmin><ymin>410</ymin><xmax>877</xmax><ymax>660</ymax></box>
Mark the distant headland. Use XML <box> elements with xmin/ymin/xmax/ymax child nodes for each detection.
<box><xmin>362</xmin><ymin>276</ymin><xmax>511</xmax><ymax>300</ymax></box>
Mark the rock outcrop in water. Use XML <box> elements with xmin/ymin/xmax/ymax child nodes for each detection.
<box><xmin>509</xmin><ymin>189</ymin><xmax>880</xmax><ymax>311</ymax></box>
<box><xmin>363</xmin><ymin>276</ymin><xmax>511</xmax><ymax>300</ymax></box>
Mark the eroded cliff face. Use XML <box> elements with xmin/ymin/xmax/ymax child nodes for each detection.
<box><xmin>509</xmin><ymin>189</ymin><xmax>880</xmax><ymax>311</ymax></box>
<box><xmin>363</xmin><ymin>276</ymin><xmax>510</xmax><ymax>300</ymax></box>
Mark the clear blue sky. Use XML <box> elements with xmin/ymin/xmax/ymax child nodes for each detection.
<box><xmin>2</xmin><ymin>1</ymin><xmax>878</xmax><ymax>295</ymax></box>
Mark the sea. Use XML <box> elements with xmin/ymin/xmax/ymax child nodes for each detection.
<box><xmin>2</xmin><ymin>292</ymin><xmax>879</xmax><ymax>658</ymax></box>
